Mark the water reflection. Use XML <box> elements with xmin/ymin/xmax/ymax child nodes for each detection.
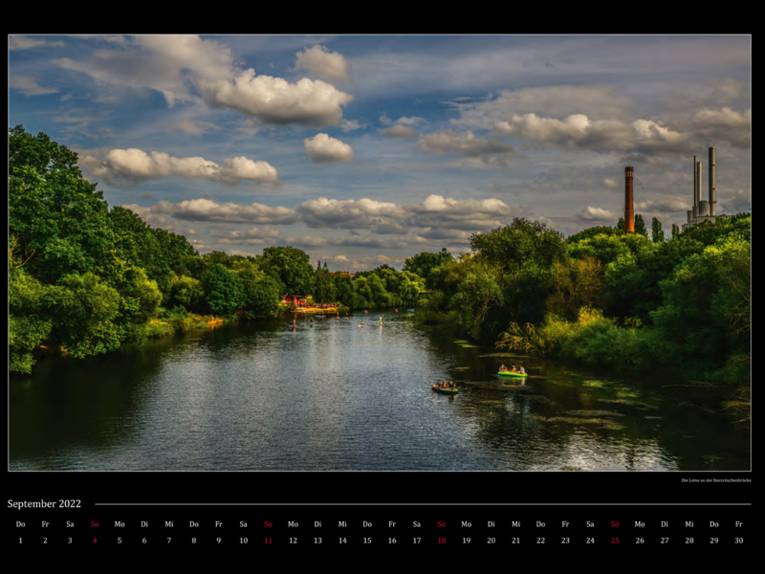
<box><xmin>9</xmin><ymin>313</ymin><xmax>749</xmax><ymax>471</ymax></box>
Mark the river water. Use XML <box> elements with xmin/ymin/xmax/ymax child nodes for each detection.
<box><xmin>9</xmin><ymin>312</ymin><xmax>749</xmax><ymax>471</ymax></box>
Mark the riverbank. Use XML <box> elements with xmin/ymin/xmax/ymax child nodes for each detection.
<box><xmin>139</xmin><ymin>310</ymin><xmax>228</xmax><ymax>338</ymax></box>
<box><xmin>414</xmin><ymin>311</ymin><xmax>751</xmax><ymax>425</ymax></box>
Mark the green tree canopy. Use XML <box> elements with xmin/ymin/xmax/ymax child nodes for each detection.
<box><xmin>9</xmin><ymin>125</ymin><xmax>115</xmax><ymax>283</ymax></box>
<box><xmin>470</xmin><ymin>219</ymin><xmax>565</xmax><ymax>272</ymax></box>
<box><xmin>403</xmin><ymin>248</ymin><xmax>453</xmax><ymax>284</ymax></box>
<box><xmin>202</xmin><ymin>264</ymin><xmax>244</xmax><ymax>316</ymax></box>
<box><xmin>651</xmin><ymin>217</ymin><xmax>664</xmax><ymax>243</ymax></box>
<box><xmin>257</xmin><ymin>246</ymin><xmax>315</xmax><ymax>295</ymax></box>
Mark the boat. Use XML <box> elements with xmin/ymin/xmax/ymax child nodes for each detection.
<box><xmin>497</xmin><ymin>370</ymin><xmax>528</xmax><ymax>378</ymax></box>
<box><xmin>432</xmin><ymin>382</ymin><xmax>459</xmax><ymax>395</ymax></box>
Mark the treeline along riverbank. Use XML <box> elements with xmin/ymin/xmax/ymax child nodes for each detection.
<box><xmin>9</xmin><ymin>127</ymin><xmax>751</xmax><ymax>419</ymax></box>
<box><xmin>8</xmin><ymin>127</ymin><xmax>426</xmax><ymax>374</ymax></box>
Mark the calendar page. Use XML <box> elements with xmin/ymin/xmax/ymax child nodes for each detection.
<box><xmin>5</xmin><ymin>31</ymin><xmax>751</xmax><ymax>552</ymax></box>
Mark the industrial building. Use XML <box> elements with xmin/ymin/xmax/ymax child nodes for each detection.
<box><xmin>684</xmin><ymin>146</ymin><xmax>718</xmax><ymax>229</ymax></box>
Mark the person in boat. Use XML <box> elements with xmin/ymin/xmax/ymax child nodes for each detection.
<box><xmin>519</xmin><ymin>365</ymin><xmax>526</xmax><ymax>374</ymax></box>
<box><xmin>499</xmin><ymin>363</ymin><xmax>508</xmax><ymax>372</ymax></box>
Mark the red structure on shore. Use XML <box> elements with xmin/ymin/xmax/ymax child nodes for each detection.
<box><xmin>282</xmin><ymin>294</ymin><xmax>307</xmax><ymax>307</ymax></box>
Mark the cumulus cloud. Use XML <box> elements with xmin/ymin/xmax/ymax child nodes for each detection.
<box><xmin>578</xmin><ymin>206</ymin><xmax>616</xmax><ymax>222</ymax></box>
<box><xmin>339</xmin><ymin>119</ymin><xmax>363</xmax><ymax>132</ymax></box>
<box><xmin>214</xmin><ymin>226</ymin><xmax>283</xmax><ymax>246</ymax></box>
<box><xmin>200</xmin><ymin>69</ymin><xmax>353</xmax><ymax>126</ymax></box>
<box><xmin>304</xmin><ymin>133</ymin><xmax>354</xmax><ymax>163</ymax></box>
<box><xmin>295</xmin><ymin>45</ymin><xmax>351</xmax><ymax>83</ymax></box>
<box><xmin>57</xmin><ymin>34</ymin><xmax>233</xmax><ymax>106</ymax></box>
<box><xmin>418</xmin><ymin>130</ymin><xmax>514</xmax><ymax>167</ymax></box>
<box><xmin>495</xmin><ymin>112</ymin><xmax>689</xmax><ymax>155</ymax></box>
<box><xmin>689</xmin><ymin>107</ymin><xmax>751</xmax><ymax>148</ymax></box>
<box><xmin>603</xmin><ymin>177</ymin><xmax>618</xmax><ymax>189</ymax></box>
<box><xmin>123</xmin><ymin>193</ymin><xmax>531</xmax><ymax>256</ymax></box>
<box><xmin>54</xmin><ymin>35</ymin><xmax>353</xmax><ymax>124</ymax></box>
<box><xmin>126</xmin><ymin>199</ymin><xmax>297</xmax><ymax>225</ymax></box>
<box><xmin>454</xmin><ymin>85</ymin><xmax>633</xmax><ymax>130</ymax></box>
<box><xmin>384</xmin><ymin>124</ymin><xmax>419</xmax><ymax>138</ymax></box>
<box><xmin>451</xmin><ymin>85</ymin><xmax>758</xmax><ymax>158</ymax></box>
<box><xmin>408</xmin><ymin>194</ymin><xmax>516</xmax><ymax>231</ymax></box>
<box><xmin>381</xmin><ymin>115</ymin><xmax>425</xmax><ymax>138</ymax></box>
<box><xmin>83</xmin><ymin>148</ymin><xmax>278</xmax><ymax>184</ymax></box>
<box><xmin>9</xmin><ymin>75</ymin><xmax>58</xmax><ymax>96</ymax></box>
<box><xmin>419</xmin><ymin>130</ymin><xmax>510</xmax><ymax>154</ymax></box>
<box><xmin>298</xmin><ymin>197</ymin><xmax>406</xmax><ymax>229</ymax></box>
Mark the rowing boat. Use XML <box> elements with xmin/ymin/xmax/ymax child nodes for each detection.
<box><xmin>497</xmin><ymin>371</ymin><xmax>528</xmax><ymax>378</ymax></box>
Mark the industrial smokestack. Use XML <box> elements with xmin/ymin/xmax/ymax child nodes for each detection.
<box><xmin>696</xmin><ymin>160</ymin><xmax>704</xmax><ymax>212</ymax></box>
<box><xmin>624</xmin><ymin>166</ymin><xmax>635</xmax><ymax>233</ymax></box>
<box><xmin>708</xmin><ymin>146</ymin><xmax>717</xmax><ymax>216</ymax></box>
<box><xmin>693</xmin><ymin>155</ymin><xmax>698</xmax><ymax>215</ymax></box>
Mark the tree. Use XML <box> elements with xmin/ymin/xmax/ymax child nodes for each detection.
<box><xmin>452</xmin><ymin>261</ymin><xmax>503</xmax><ymax>339</ymax></box>
<box><xmin>9</xmin><ymin>266</ymin><xmax>52</xmax><ymax>373</ymax></box>
<box><xmin>44</xmin><ymin>272</ymin><xmax>124</xmax><ymax>359</ymax></box>
<box><xmin>567</xmin><ymin>226</ymin><xmax>622</xmax><ymax>243</ymax></box>
<box><xmin>470</xmin><ymin>219</ymin><xmax>565</xmax><ymax>272</ymax></box>
<box><xmin>167</xmin><ymin>273</ymin><xmax>205</xmax><ymax>311</ymax></box>
<box><xmin>9</xmin><ymin>126</ymin><xmax>115</xmax><ymax>283</ymax></box>
<box><xmin>398</xmin><ymin>271</ymin><xmax>425</xmax><ymax>308</ymax></box>
<box><xmin>234</xmin><ymin>260</ymin><xmax>281</xmax><ymax>319</ymax></box>
<box><xmin>403</xmin><ymin>249</ymin><xmax>453</xmax><ymax>284</ymax></box>
<box><xmin>651</xmin><ymin>236</ymin><xmax>750</xmax><ymax>366</ymax></box>
<box><xmin>314</xmin><ymin>267</ymin><xmax>337</xmax><ymax>303</ymax></box>
<box><xmin>257</xmin><ymin>246</ymin><xmax>314</xmax><ymax>295</ymax></box>
<box><xmin>651</xmin><ymin>217</ymin><xmax>664</xmax><ymax>243</ymax></box>
<box><xmin>634</xmin><ymin>214</ymin><xmax>647</xmax><ymax>237</ymax></box>
<box><xmin>202</xmin><ymin>264</ymin><xmax>244</xmax><ymax>315</ymax></box>
<box><xmin>547</xmin><ymin>256</ymin><xmax>604</xmax><ymax>320</ymax></box>
<box><xmin>109</xmin><ymin>206</ymin><xmax>163</xmax><ymax>279</ymax></box>
<box><xmin>351</xmin><ymin>276</ymin><xmax>373</xmax><ymax>309</ymax></box>
<box><xmin>334</xmin><ymin>273</ymin><xmax>354</xmax><ymax>308</ymax></box>
<box><xmin>117</xmin><ymin>263</ymin><xmax>162</xmax><ymax>324</ymax></box>
<box><xmin>367</xmin><ymin>273</ymin><xmax>395</xmax><ymax>308</ymax></box>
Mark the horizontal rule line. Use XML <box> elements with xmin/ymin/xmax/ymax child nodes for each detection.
<box><xmin>94</xmin><ymin>502</ymin><xmax>752</xmax><ymax>507</ymax></box>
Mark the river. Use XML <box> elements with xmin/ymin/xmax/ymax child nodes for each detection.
<box><xmin>9</xmin><ymin>312</ymin><xmax>749</xmax><ymax>471</ymax></box>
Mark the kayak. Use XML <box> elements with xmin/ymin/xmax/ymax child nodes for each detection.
<box><xmin>497</xmin><ymin>371</ymin><xmax>528</xmax><ymax>378</ymax></box>
<box><xmin>432</xmin><ymin>384</ymin><xmax>459</xmax><ymax>395</ymax></box>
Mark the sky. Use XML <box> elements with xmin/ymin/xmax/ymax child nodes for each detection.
<box><xmin>8</xmin><ymin>34</ymin><xmax>752</xmax><ymax>270</ymax></box>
